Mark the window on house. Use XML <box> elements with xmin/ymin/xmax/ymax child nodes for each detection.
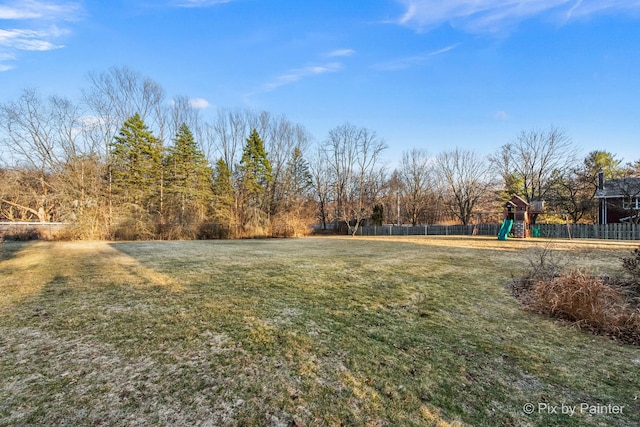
<box><xmin>623</xmin><ymin>197</ymin><xmax>640</xmax><ymax>210</ymax></box>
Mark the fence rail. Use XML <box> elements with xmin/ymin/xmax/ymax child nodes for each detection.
<box><xmin>356</xmin><ymin>223</ymin><xmax>640</xmax><ymax>240</ymax></box>
<box><xmin>1</xmin><ymin>221</ymin><xmax>638</xmax><ymax>241</ymax></box>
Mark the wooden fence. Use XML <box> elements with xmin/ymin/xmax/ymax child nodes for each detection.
<box><xmin>1</xmin><ymin>221</ymin><xmax>638</xmax><ymax>241</ymax></box>
<box><xmin>356</xmin><ymin>223</ymin><xmax>640</xmax><ymax>240</ymax></box>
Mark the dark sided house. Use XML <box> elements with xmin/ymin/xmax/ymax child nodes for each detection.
<box><xmin>594</xmin><ymin>169</ymin><xmax>640</xmax><ymax>224</ymax></box>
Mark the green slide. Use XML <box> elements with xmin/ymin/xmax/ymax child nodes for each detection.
<box><xmin>498</xmin><ymin>219</ymin><xmax>513</xmax><ymax>240</ymax></box>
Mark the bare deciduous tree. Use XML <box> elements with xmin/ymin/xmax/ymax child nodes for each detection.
<box><xmin>492</xmin><ymin>127</ymin><xmax>577</xmax><ymax>204</ymax></box>
<box><xmin>437</xmin><ymin>148</ymin><xmax>492</xmax><ymax>226</ymax></box>
<box><xmin>204</xmin><ymin>107</ymin><xmax>249</xmax><ymax>175</ymax></box>
<box><xmin>263</xmin><ymin>116</ymin><xmax>312</xmax><ymax>224</ymax></box>
<box><xmin>309</xmin><ymin>147</ymin><xmax>332</xmax><ymax>230</ymax></box>
<box><xmin>168</xmin><ymin>95</ymin><xmax>203</xmax><ymax>147</ymax></box>
<box><xmin>1</xmin><ymin>90</ymin><xmax>71</xmax><ymax>222</ymax></box>
<box><xmin>323</xmin><ymin>123</ymin><xmax>387</xmax><ymax>235</ymax></box>
<box><xmin>83</xmin><ymin>66</ymin><xmax>166</xmax><ymax>152</ymax></box>
<box><xmin>0</xmin><ymin>89</ymin><xmax>108</xmax><ymax>237</ymax></box>
<box><xmin>399</xmin><ymin>148</ymin><xmax>435</xmax><ymax>226</ymax></box>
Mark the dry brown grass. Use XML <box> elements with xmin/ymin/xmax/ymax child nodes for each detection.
<box><xmin>524</xmin><ymin>270</ymin><xmax>640</xmax><ymax>344</ymax></box>
<box><xmin>2</xmin><ymin>237</ymin><xmax>639</xmax><ymax>426</ymax></box>
<box><xmin>510</xmin><ymin>243</ymin><xmax>640</xmax><ymax>345</ymax></box>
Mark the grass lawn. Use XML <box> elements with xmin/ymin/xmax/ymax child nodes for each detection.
<box><xmin>1</xmin><ymin>236</ymin><xmax>639</xmax><ymax>426</ymax></box>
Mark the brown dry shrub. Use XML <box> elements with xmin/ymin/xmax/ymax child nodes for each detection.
<box><xmin>197</xmin><ymin>222</ymin><xmax>231</xmax><ymax>239</ymax></box>
<box><xmin>271</xmin><ymin>216</ymin><xmax>312</xmax><ymax>238</ymax></box>
<box><xmin>0</xmin><ymin>229</ymin><xmax>42</xmax><ymax>241</ymax></box>
<box><xmin>522</xmin><ymin>270</ymin><xmax>640</xmax><ymax>344</ymax></box>
<box><xmin>622</xmin><ymin>247</ymin><xmax>640</xmax><ymax>281</ymax></box>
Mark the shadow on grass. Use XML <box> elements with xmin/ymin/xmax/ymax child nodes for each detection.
<box><xmin>0</xmin><ymin>241</ymin><xmax>32</xmax><ymax>262</ymax></box>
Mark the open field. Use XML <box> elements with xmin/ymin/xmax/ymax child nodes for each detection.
<box><xmin>1</xmin><ymin>236</ymin><xmax>639</xmax><ymax>426</ymax></box>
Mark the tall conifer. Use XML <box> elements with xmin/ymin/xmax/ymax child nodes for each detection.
<box><xmin>165</xmin><ymin>123</ymin><xmax>213</xmax><ymax>226</ymax></box>
<box><xmin>109</xmin><ymin>113</ymin><xmax>162</xmax><ymax>210</ymax></box>
<box><xmin>212</xmin><ymin>157</ymin><xmax>235</xmax><ymax>234</ymax></box>
<box><xmin>239</xmin><ymin>128</ymin><xmax>272</xmax><ymax>206</ymax></box>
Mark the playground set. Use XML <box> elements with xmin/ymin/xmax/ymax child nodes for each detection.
<box><xmin>498</xmin><ymin>195</ymin><xmax>544</xmax><ymax>240</ymax></box>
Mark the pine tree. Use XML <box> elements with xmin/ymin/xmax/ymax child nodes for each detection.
<box><xmin>109</xmin><ymin>113</ymin><xmax>162</xmax><ymax>211</ymax></box>
<box><xmin>212</xmin><ymin>157</ymin><xmax>235</xmax><ymax>236</ymax></box>
<box><xmin>238</xmin><ymin>129</ymin><xmax>272</xmax><ymax>232</ymax></box>
<box><xmin>287</xmin><ymin>146</ymin><xmax>312</xmax><ymax>201</ymax></box>
<box><xmin>108</xmin><ymin>113</ymin><xmax>163</xmax><ymax>238</ymax></box>
<box><xmin>164</xmin><ymin>123</ymin><xmax>213</xmax><ymax>228</ymax></box>
<box><xmin>239</xmin><ymin>128</ymin><xmax>272</xmax><ymax>205</ymax></box>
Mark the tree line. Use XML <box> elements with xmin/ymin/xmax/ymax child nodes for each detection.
<box><xmin>1</xmin><ymin>67</ymin><xmax>639</xmax><ymax>239</ymax></box>
<box><xmin>0</xmin><ymin>68</ymin><xmax>315</xmax><ymax>239</ymax></box>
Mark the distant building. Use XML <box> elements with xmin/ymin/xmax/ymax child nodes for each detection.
<box><xmin>594</xmin><ymin>168</ymin><xmax>640</xmax><ymax>224</ymax></box>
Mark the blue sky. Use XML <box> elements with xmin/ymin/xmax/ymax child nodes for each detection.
<box><xmin>1</xmin><ymin>0</ymin><xmax>639</xmax><ymax>165</ymax></box>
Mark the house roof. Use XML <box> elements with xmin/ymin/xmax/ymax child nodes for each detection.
<box><xmin>595</xmin><ymin>177</ymin><xmax>640</xmax><ymax>199</ymax></box>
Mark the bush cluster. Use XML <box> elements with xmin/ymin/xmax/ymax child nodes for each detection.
<box><xmin>0</xmin><ymin>229</ymin><xmax>42</xmax><ymax>242</ymax></box>
<box><xmin>512</xmin><ymin>246</ymin><xmax>640</xmax><ymax>345</ymax></box>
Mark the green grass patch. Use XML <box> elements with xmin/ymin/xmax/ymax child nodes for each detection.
<box><xmin>1</xmin><ymin>237</ymin><xmax>639</xmax><ymax>426</ymax></box>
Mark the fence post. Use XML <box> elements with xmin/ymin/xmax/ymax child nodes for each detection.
<box><xmin>335</xmin><ymin>222</ymin><xmax>637</xmax><ymax>240</ymax></box>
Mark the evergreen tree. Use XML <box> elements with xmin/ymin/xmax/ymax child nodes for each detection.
<box><xmin>108</xmin><ymin>113</ymin><xmax>163</xmax><ymax>238</ymax></box>
<box><xmin>371</xmin><ymin>204</ymin><xmax>384</xmax><ymax>226</ymax></box>
<box><xmin>287</xmin><ymin>146</ymin><xmax>312</xmax><ymax>200</ymax></box>
<box><xmin>270</xmin><ymin>146</ymin><xmax>314</xmax><ymax>236</ymax></box>
<box><xmin>239</xmin><ymin>128</ymin><xmax>272</xmax><ymax>206</ymax></box>
<box><xmin>582</xmin><ymin>150</ymin><xmax>624</xmax><ymax>195</ymax></box>
<box><xmin>212</xmin><ymin>158</ymin><xmax>235</xmax><ymax>236</ymax></box>
<box><xmin>164</xmin><ymin>123</ymin><xmax>213</xmax><ymax>227</ymax></box>
<box><xmin>109</xmin><ymin>113</ymin><xmax>162</xmax><ymax>211</ymax></box>
<box><xmin>238</xmin><ymin>129</ymin><xmax>272</xmax><ymax>232</ymax></box>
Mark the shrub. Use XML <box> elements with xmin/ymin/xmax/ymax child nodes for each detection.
<box><xmin>523</xmin><ymin>243</ymin><xmax>566</xmax><ymax>282</ymax></box>
<box><xmin>113</xmin><ymin>217</ymin><xmax>155</xmax><ymax>241</ymax></box>
<box><xmin>617</xmin><ymin>247</ymin><xmax>640</xmax><ymax>307</ymax></box>
<box><xmin>512</xmin><ymin>246</ymin><xmax>640</xmax><ymax>345</ymax></box>
<box><xmin>527</xmin><ymin>270</ymin><xmax>639</xmax><ymax>344</ymax></box>
<box><xmin>510</xmin><ymin>243</ymin><xmax>566</xmax><ymax>305</ymax></box>
<box><xmin>0</xmin><ymin>229</ymin><xmax>41</xmax><ymax>241</ymax></box>
<box><xmin>197</xmin><ymin>223</ymin><xmax>230</xmax><ymax>239</ymax></box>
<box><xmin>622</xmin><ymin>247</ymin><xmax>640</xmax><ymax>278</ymax></box>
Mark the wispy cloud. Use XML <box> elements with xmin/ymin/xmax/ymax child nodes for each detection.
<box><xmin>0</xmin><ymin>28</ymin><xmax>68</xmax><ymax>51</ymax></box>
<box><xmin>0</xmin><ymin>0</ymin><xmax>83</xmax><ymax>71</ymax></box>
<box><xmin>373</xmin><ymin>44</ymin><xmax>460</xmax><ymax>71</ymax></box>
<box><xmin>171</xmin><ymin>0</ymin><xmax>233</xmax><ymax>7</ymax></box>
<box><xmin>326</xmin><ymin>48</ymin><xmax>355</xmax><ymax>58</ymax></box>
<box><xmin>189</xmin><ymin>98</ymin><xmax>211</xmax><ymax>109</ymax></box>
<box><xmin>395</xmin><ymin>0</ymin><xmax>640</xmax><ymax>33</ymax></box>
<box><xmin>0</xmin><ymin>0</ymin><xmax>82</xmax><ymax>21</ymax></box>
<box><xmin>263</xmin><ymin>62</ymin><xmax>343</xmax><ymax>91</ymax></box>
<box><xmin>0</xmin><ymin>52</ymin><xmax>15</xmax><ymax>71</ymax></box>
<box><xmin>494</xmin><ymin>110</ymin><xmax>512</xmax><ymax>120</ymax></box>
